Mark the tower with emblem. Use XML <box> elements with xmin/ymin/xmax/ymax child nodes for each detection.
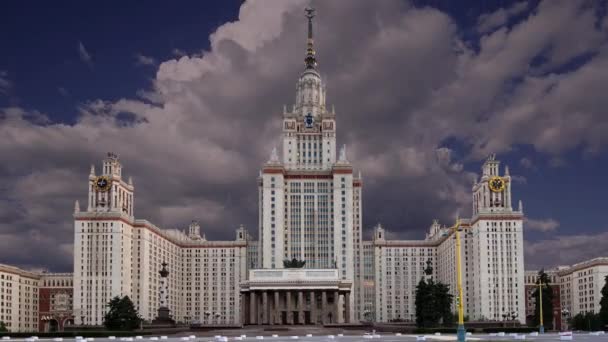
<box><xmin>257</xmin><ymin>8</ymin><xmax>362</xmax><ymax>323</ymax></box>
<box><xmin>467</xmin><ymin>154</ymin><xmax>525</xmax><ymax>323</ymax></box>
<box><xmin>87</xmin><ymin>152</ymin><xmax>134</xmax><ymax>217</ymax></box>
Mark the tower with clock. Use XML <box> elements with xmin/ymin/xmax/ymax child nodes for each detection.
<box><xmin>87</xmin><ymin>152</ymin><xmax>134</xmax><ymax>217</ymax></box>
<box><xmin>467</xmin><ymin>154</ymin><xmax>525</xmax><ymax>323</ymax></box>
<box><xmin>472</xmin><ymin>153</ymin><xmax>514</xmax><ymax>215</ymax></box>
<box><xmin>281</xmin><ymin>8</ymin><xmax>336</xmax><ymax>171</ymax></box>
<box><xmin>258</xmin><ymin>7</ymin><xmax>361</xmax><ymax>323</ymax></box>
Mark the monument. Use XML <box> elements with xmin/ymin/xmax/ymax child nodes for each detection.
<box><xmin>152</xmin><ymin>262</ymin><xmax>175</xmax><ymax>325</ymax></box>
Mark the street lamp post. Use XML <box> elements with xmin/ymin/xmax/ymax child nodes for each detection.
<box><xmin>454</xmin><ymin>220</ymin><xmax>466</xmax><ymax>342</ymax></box>
<box><xmin>443</xmin><ymin>218</ymin><xmax>466</xmax><ymax>342</ymax></box>
<box><xmin>561</xmin><ymin>309</ymin><xmax>570</xmax><ymax>331</ymax></box>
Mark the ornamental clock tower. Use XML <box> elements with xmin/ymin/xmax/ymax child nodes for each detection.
<box><xmin>468</xmin><ymin>154</ymin><xmax>525</xmax><ymax>323</ymax></box>
<box><xmin>472</xmin><ymin>154</ymin><xmax>514</xmax><ymax>215</ymax></box>
<box><xmin>87</xmin><ymin>152</ymin><xmax>134</xmax><ymax>217</ymax></box>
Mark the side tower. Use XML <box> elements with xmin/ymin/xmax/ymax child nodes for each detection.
<box><xmin>468</xmin><ymin>154</ymin><xmax>525</xmax><ymax>323</ymax></box>
<box><xmin>74</xmin><ymin>153</ymin><xmax>135</xmax><ymax>326</ymax></box>
<box><xmin>87</xmin><ymin>152</ymin><xmax>135</xmax><ymax>216</ymax></box>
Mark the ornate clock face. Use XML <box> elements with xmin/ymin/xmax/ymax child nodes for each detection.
<box><xmin>305</xmin><ymin>113</ymin><xmax>314</xmax><ymax>128</ymax></box>
<box><xmin>488</xmin><ymin>176</ymin><xmax>505</xmax><ymax>192</ymax></box>
<box><xmin>94</xmin><ymin>176</ymin><xmax>112</xmax><ymax>192</ymax></box>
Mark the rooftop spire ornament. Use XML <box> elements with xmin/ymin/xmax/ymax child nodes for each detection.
<box><xmin>304</xmin><ymin>7</ymin><xmax>317</xmax><ymax>70</ymax></box>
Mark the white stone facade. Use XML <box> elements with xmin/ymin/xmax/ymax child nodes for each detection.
<box><xmin>368</xmin><ymin>156</ymin><xmax>526</xmax><ymax>324</ymax></box>
<box><xmin>557</xmin><ymin>257</ymin><xmax>608</xmax><ymax>316</ymax></box>
<box><xmin>255</xmin><ymin>21</ymin><xmax>361</xmax><ymax>322</ymax></box>
<box><xmin>0</xmin><ymin>264</ymin><xmax>74</xmax><ymax>332</ymax></box>
<box><xmin>73</xmin><ymin>15</ymin><xmax>529</xmax><ymax>327</ymax></box>
<box><xmin>0</xmin><ymin>264</ymin><xmax>40</xmax><ymax>332</ymax></box>
<box><xmin>73</xmin><ymin>162</ymin><xmax>248</xmax><ymax>326</ymax></box>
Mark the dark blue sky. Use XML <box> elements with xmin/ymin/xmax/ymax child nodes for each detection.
<box><xmin>0</xmin><ymin>1</ymin><xmax>243</xmax><ymax>122</ymax></box>
<box><xmin>0</xmin><ymin>0</ymin><xmax>606</xmax><ymax>271</ymax></box>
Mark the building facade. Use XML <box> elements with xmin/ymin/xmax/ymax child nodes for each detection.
<box><xmin>557</xmin><ymin>258</ymin><xmax>608</xmax><ymax>318</ymax></box>
<box><xmin>369</xmin><ymin>155</ymin><xmax>527</xmax><ymax>324</ymax></box>
<box><xmin>240</xmin><ymin>269</ymin><xmax>352</xmax><ymax>325</ymax></box>
<box><xmin>253</xmin><ymin>8</ymin><xmax>360</xmax><ymax>324</ymax></box>
<box><xmin>3</xmin><ymin>8</ymin><xmax>608</xmax><ymax>331</ymax></box>
<box><xmin>525</xmin><ymin>258</ymin><xmax>608</xmax><ymax>330</ymax></box>
<box><xmin>39</xmin><ymin>273</ymin><xmax>74</xmax><ymax>332</ymax></box>
<box><xmin>69</xmin><ymin>9</ymin><xmax>529</xmax><ymax>326</ymax></box>
<box><xmin>0</xmin><ymin>264</ymin><xmax>40</xmax><ymax>332</ymax></box>
<box><xmin>0</xmin><ymin>264</ymin><xmax>74</xmax><ymax>333</ymax></box>
<box><xmin>524</xmin><ymin>269</ymin><xmax>563</xmax><ymax>330</ymax></box>
<box><xmin>73</xmin><ymin>174</ymin><xmax>249</xmax><ymax>327</ymax></box>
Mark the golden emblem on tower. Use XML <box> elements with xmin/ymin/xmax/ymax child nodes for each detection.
<box><xmin>488</xmin><ymin>176</ymin><xmax>506</xmax><ymax>192</ymax></box>
<box><xmin>94</xmin><ymin>175</ymin><xmax>112</xmax><ymax>192</ymax></box>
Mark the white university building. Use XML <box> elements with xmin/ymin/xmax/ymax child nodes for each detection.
<box><xmin>73</xmin><ymin>9</ymin><xmax>526</xmax><ymax>326</ymax></box>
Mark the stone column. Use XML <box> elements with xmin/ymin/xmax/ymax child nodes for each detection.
<box><xmin>249</xmin><ymin>291</ymin><xmax>257</xmax><ymax>324</ymax></box>
<box><xmin>241</xmin><ymin>293</ymin><xmax>248</xmax><ymax>324</ymax></box>
<box><xmin>298</xmin><ymin>291</ymin><xmax>304</xmax><ymax>324</ymax></box>
<box><xmin>338</xmin><ymin>293</ymin><xmax>344</xmax><ymax>323</ymax></box>
<box><xmin>274</xmin><ymin>291</ymin><xmax>280</xmax><ymax>324</ymax></box>
<box><xmin>262</xmin><ymin>291</ymin><xmax>269</xmax><ymax>325</ymax></box>
<box><xmin>344</xmin><ymin>292</ymin><xmax>351</xmax><ymax>324</ymax></box>
<box><xmin>310</xmin><ymin>291</ymin><xmax>317</xmax><ymax>325</ymax></box>
<box><xmin>321</xmin><ymin>291</ymin><xmax>328</xmax><ymax>324</ymax></box>
<box><xmin>333</xmin><ymin>291</ymin><xmax>339</xmax><ymax>324</ymax></box>
<box><xmin>286</xmin><ymin>291</ymin><xmax>293</xmax><ymax>324</ymax></box>
<box><xmin>269</xmin><ymin>291</ymin><xmax>274</xmax><ymax>325</ymax></box>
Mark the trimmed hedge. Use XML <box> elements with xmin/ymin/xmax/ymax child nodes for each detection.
<box><xmin>481</xmin><ymin>327</ymin><xmax>537</xmax><ymax>333</ymax></box>
<box><xmin>412</xmin><ymin>326</ymin><xmax>537</xmax><ymax>334</ymax></box>
<box><xmin>0</xmin><ymin>331</ymin><xmax>159</xmax><ymax>338</ymax></box>
<box><xmin>412</xmin><ymin>328</ymin><xmax>460</xmax><ymax>334</ymax></box>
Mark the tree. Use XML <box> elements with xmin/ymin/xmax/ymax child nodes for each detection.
<box><xmin>103</xmin><ymin>296</ymin><xmax>141</xmax><ymax>331</ymax></box>
<box><xmin>532</xmin><ymin>270</ymin><xmax>554</xmax><ymax>330</ymax></box>
<box><xmin>0</xmin><ymin>321</ymin><xmax>7</xmax><ymax>332</ymax></box>
<box><xmin>571</xmin><ymin>312</ymin><xmax>602</xmax><ymax>331</ymax></box>
<box><xmin>600</xmin><ymin>275</ymin><xmax>608</xmax><ymax>328</ymax></box>
<box><xmin>415</xmin><ymin>278</ymin><xmax>434</xmax><ymax>327</ymax></box>
<box><xmin>414</xmin><ymin>260</ymin><xmax>453</xmax><ymax>328</ymax></box>
<box><xmin>283</xmin><ymin>258</ymin><xmax>306</xmax><ymax>268</ymax></box>
<box><xmin>434</xmin><ymin>282</ymin><xmax>454</xmax><ymax>325</ymax></box>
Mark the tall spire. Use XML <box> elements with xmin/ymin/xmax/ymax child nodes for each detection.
<box><xmin>304</xmin><ymin>7</ymin><xmax>317</xmax><ymax>70</ymax></box>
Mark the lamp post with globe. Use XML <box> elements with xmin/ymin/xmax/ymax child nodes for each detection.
<box><xmin>441</xmin><ymin>218</ymin><xmax>469</xmax><ymax>342</ymax></box>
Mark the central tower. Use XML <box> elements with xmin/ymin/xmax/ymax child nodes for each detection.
<box><xmin>282</xmin><ymin>8</ymin><xmax>336</xmax><ymax>171</ymax></box>
<box><xmin>257</xmin><ymin>8</ymin><xmax>363</xmax><ymax>321</ymax></box>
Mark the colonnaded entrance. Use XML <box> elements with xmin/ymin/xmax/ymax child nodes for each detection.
<box><xmin>240</xmin><ymin>269</ymin><xmax>352</xmax><ymax>325</ymax></box>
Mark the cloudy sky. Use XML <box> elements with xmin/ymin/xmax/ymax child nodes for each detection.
<box><xmin>1</xmin><ymin>0</ymin><xmax>607</xmax><ymax>272</ymax></box>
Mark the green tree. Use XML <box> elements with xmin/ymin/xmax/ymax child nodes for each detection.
<box><xmin>532</xmin><ymin>270</ymin><xmax>554</xmax><ymax>330</ymax></box>
<box><xmin>283</xmin><ymin>258</ymin><xmax>306</xmax><ymax>268</ymax></box>
<box><xmin>0</xmin><ymin>321</ymin><xmax>7</xmax><ymax>332</ymax></box>
<box><xmin>600</xmin><ymin>275</ymin><xmax>608</xmax><ymax>328</ymax></box>
<box><xmin>434</xmin><ymin>282</ymin><xmax>454</xmax><ymax>325</ymax></box>
<box><xmin>103</xmin><ymin>296</ymin><xmax>141</xmax><ymax>331</ymax></box>
<box><xmin>415</xmin><ymin>278</ymin><xmax>433</xmax><ymax>327</ymax></box>
<box><xmin>414</xmin><ymin>260</ymin><xmax>453</xmax><ymax>328</ymax></box>
<box><xmin>571</xmin><ymin>312</ymin><xmax>602</xmax><ymax>331</ymax></box>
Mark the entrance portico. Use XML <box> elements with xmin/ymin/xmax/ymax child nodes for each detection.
<box><xmin>240</xmin><ymin>269</ymin><xmax>352</xmax><ymax>325</ymax></box>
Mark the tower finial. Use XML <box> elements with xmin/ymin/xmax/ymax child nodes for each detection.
<box><xmin>304</xmin><ymin>7</ymin><xmax>317</xmax><ymax>70</ymax></box>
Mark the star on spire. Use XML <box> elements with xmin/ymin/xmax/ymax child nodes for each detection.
<box><xmin>304</xmin><ymin>7</ymin><xmax>317</xmax><ymax>70</ymax></box>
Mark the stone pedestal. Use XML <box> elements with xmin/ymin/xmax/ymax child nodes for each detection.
<box><xmin>152</xmin><ymin>307</ymin><xmax>175</xmax><ymax>325</ymax></box>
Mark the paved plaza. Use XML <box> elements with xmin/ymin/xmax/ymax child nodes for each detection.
<box><xmin>2</xmin><ymin>333</ymin><xmax>608</xmax><ymax>342</ymax></box>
